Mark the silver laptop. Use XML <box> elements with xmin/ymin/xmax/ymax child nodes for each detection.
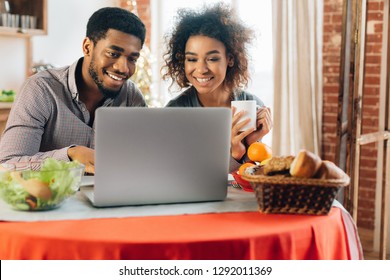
<box><xmin>81</xmin><ymin>107</ymin><xmax>231</xmax><ymax>207</ymax></box>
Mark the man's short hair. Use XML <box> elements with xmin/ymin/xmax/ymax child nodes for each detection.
<box><xmin>86</xmin><ymin>7</ymin><xmax>146</xmax><ymax>46</ymax></box>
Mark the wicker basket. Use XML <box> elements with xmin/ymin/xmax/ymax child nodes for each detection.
<box><xmin>241</xmin><ymin>166</ymin><xmax>350</xmax><ymax>215</ymax></box>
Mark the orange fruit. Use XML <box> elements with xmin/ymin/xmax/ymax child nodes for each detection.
<box><xmin>238</xmin><ymin>162</ymin><xmax>256</xmax><ymax>175</ymax></box>
<box><xmin>247</xmin><ymin>142</ymin><xmax>272</xmax><ymax>162</ymax></box>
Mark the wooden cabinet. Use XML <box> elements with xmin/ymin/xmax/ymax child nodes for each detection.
<box><xmin>0</xmin><ymin>0</ymin><xmax>47</xmax><ymax>77</ymax></box>
<box><xmin>0</xmin><ymin>105</ymin><xmax>11</xmax><ymax>136</ymax></box>
<box><xmin>0</xmin><ymin>0</ymin><xmax>47</xmax><ymax>132</ymax></box>
<box><xmin>0</xmin><ymin>0</ymin><xmax>47</xmax><ymax>36</ymax></box>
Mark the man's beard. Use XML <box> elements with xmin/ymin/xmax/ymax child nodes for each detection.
<box><xmin>88</xmin><ymin>56</ymin><xmax>121</xmax><ymax>99</ymax></box>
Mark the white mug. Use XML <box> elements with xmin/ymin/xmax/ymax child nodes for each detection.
<box><xmin>231</xmin><ymin>100</ymin><xmax>257</xmax><ymax>131</ymax></box>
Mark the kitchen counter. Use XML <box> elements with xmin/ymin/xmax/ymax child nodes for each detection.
<box><xmin>0</xmin><ymin>102</ymin><xmax>13</xmax><ymax>109</ymax></box>
<box><xmin>0</xmin><ymin>104</ymin><xmax>12</xmax><ymax>135</ymax></box>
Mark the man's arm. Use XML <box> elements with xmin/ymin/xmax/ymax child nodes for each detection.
<box><xmin>0</xmin><ymin>77</ymin><xmax>72</xmax><ymax>163</ymax></box>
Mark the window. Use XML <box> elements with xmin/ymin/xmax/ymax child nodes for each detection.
<box><xmin>236</xmin><ymin>0</ymin><xmax>273</xmax><ymax>113</ymax></box>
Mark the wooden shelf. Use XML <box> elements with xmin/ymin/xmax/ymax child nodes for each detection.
<box><xmin>0</xmin><ymin>102</ymin><xmax>13</xmax><ymax>109</ymax></box>
<box><xmin>1</xmin><ymin>0</ymin><xmax>47</xmax><ymax>34</ymax></box>
<box><xmin>0</xmin><ymin>26</ymin><xmax>46</xmax><ymax>37</ymax></box>
<box><xmin>0</xmin><ymin>0</ymin><xmax>47</xmax><ymax>133</ymax></box>
<box><xmin>0</xmin><ymin>0</ymin><xmax>47</xmax><ymax>77</ymax></box>
<box><xmin>0</xmin><ymin>106</ymin><xmax>11</xmax><ymax>136</ymax></box>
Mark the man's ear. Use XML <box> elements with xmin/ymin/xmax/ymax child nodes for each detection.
<box><xmin>82</xmin><ymin>37</ymin><xmax>93</xmax><ymax>56</ymax></box>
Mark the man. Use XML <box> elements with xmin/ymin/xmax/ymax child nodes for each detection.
<box><xmin>0</xmin><ymin>7</ymin><xmax>147</xmax><ymax>174</ymax></box>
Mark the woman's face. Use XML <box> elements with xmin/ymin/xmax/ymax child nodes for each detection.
<box><xmin>184</xmin><ymin>35</ymin><xmax>232</xmax><ymax>96</ymax></box>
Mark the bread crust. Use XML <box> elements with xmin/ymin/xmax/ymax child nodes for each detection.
<box><xmin>289</xmin><ymin>150</ymin><xmax>322</xmax><ymax>178</ymax></box>
<box><xmin>315</xmin><ymin>160</ymin><xmax>345</xmax><ymax>179</ymax></box>
<box><xmin>263</xmin><ymin>156</ymin><xmax>294</xmax><ymax>176</ymax></box>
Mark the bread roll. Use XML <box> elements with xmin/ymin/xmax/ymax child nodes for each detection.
<box><xmin>263</xmin><ymin>156</ymin><xmax>295</xmax><ymax>176</ymax></box>
<box><xmin>289</xmin><ymin>150</ymin><xmax>322</xmax><ymax>178</ymax></box>
<box><xmin>315</xmin><ymin>160</ymin><xmax>346</xmax><ymax>180</ymax></box>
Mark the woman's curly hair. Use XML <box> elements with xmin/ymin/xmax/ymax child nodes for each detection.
<box><xmin>162</xmin><ymin>2</ymin><xmax>254</xmax><ymax>92</ymax></box>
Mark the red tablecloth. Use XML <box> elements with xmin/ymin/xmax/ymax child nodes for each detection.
<box><xmin>0</xmin><ymin>208</ymin><xmax>351</xmax><ymax>260</ymax></box>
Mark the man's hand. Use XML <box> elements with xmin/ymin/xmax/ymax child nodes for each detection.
<box><xmin>67</xmin><ymin>146</ymin><xmax>95</xmax><ymax>174</ymax></box>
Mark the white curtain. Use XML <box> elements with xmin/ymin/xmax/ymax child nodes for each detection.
<box><xmin>272</xmin><ymin>0</ymin><xmax>323</xmax><ymax>156</ymax></box>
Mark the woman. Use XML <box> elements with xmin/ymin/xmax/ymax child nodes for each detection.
<box><xmin>162</xmin><ymin>2</ymin><xmax>272</xmax><ymax>172</ymax></box>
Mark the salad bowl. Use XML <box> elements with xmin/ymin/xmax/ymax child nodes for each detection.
<box><xmin>0</xmin><ymin>158</ymin><xmax>84</xmax><ymax>211</ymax></box>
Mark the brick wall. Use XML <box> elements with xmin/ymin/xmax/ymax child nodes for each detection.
<box><xmin>322</xmin><ymin>0</ymin><xmax>343</xmax><ymax>163</ymax></box>
<box><xmin>136</xmin><ymin>0</ymin><xmax>151</xmax><ymax>46</ymax></box>
<box><xmin>322</xmin><ymin>0</ymin><xmax>383</xmax><ymax>229</ymax></box>
<box><xmin>119</xmin><ymin>0</ymin><xmax>151</xmax><ymax>46</ymax></box>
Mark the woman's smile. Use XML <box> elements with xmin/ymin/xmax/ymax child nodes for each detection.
<box><xmin>184</xmin><ymin>35</ymin><xmax>231</xmax><ymax>95</ymax></box>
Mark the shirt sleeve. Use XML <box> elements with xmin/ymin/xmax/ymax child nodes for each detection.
<box><xmin>229</xmin><ymin>156</ymin><xmax>242</xmax><ymax>173</ymax></box>
<box><xmin>128</xmin><ymin>82</ymin><xmax>148</xmax><ymax>107</ymax></box>
<box><xmin>0</xmin><ymin>78</ymin><xmax>70</xmax><ymax>163</ymax></box>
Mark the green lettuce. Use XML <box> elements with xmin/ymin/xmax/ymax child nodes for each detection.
<box><xmin>0</xmin><ymin>158</ymin><xmax>84</xmax><ymax>211</ymax></box>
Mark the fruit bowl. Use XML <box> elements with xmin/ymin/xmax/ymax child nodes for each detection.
<box><xmin>231</xmin><ymin>171</ymin><xmax>253</xmax><ymax>192</ymax></box>
<box><xmin>0</xmin><ymin>159</ymin><xmax>85</xmax><ymax>211</ymax></box>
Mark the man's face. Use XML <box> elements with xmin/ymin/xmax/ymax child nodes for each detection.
<box><xmin>84</xmin><ymin>29</ymin><xmax>142</xmax><ymax>99</ymax></box>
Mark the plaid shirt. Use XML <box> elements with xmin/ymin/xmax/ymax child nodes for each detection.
<box><xmin>0</xmin><ymin>58</ymin><xmax>147</xmax><ymax>163</ymax></box>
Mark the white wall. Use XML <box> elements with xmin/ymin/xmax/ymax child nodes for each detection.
<box><xmin>0</xmin><ymin>36</ymin><xmax>27</xmax><ymax>92</ymax></box>
<box><xmin>0</xmin><ymin>0</ymin><xmax>116</xmax><ymax>93</ymax></box>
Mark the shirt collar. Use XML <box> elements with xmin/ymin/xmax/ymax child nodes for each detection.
<box><xmin>68</xmin><ymin>57</ymin><xmax>83</xmax><ymax>100</ymax></box>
